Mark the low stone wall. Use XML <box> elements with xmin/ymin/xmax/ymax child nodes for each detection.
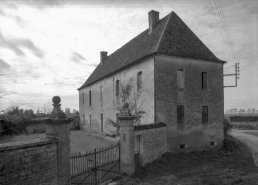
<box><xmin>26</xmin><ymin>122</ymin><xmax>46</xmax><ymax>134</ymax></box>
<box><xmin>25</xmin><ymin>118</ymin><xmax>78</xmax><ymax>134</ymax></box>
<box><xmin>0</xmin><ymin>139</ymin><xmax>58</xmax><ymax>185</ymax></box>
<box><xmin>134</xmin><ymin>122</ymin><xmax>167</xmax><ymax>166</ymax></box>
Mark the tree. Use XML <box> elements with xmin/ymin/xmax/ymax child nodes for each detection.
<box><xmin>0</xmin><ymin>106</ymin><xmax>35</xmax><ymax>135</ymax></box>
<box><xmin>40</xmin><ymin>102</ymin><xmax>53</xmax><ymax>115</ymax></box>
<box><xmin>107</xmin><ymin>79</ymin><xmax>146</xmax><ymax>132</ymax></box>
<box><xmin>113</xmin><ymin>79</ymin><xmax>146</xmax><ymax>121</ymax></box>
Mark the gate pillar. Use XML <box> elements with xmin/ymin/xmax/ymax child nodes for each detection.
<box><xmin>117</xmin><ymin>115</ymin><xmax>136</xmax><ymax>176</ymax></box>
<box><xmin>45</xmin><ymin>96</ymin><xmax>71</xmax><ymax>185</ymax></box>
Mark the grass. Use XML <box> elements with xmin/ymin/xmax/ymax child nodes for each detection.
<box><xmin>0</xmin><ymin>130</ymin><xmax>117</xmax><ymax>154</ymax></box>
<box><xmin>116</xmin><ymin>136</ymin><xmax>258</xmax><ymax>185</ymax></box>
<box><xmin>70</xmin><ymin>130</ymin><xmax>116</xmax><ymax>153</ymax></box>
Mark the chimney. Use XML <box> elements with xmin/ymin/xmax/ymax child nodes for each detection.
<box><xmin>148</xmin><ymin>10</ymin><xmax>159</xmax><ymax>34</ymax></box>
<box><xmin>100</xmin><ymin>51</ymin><xmax>108</xmax><ymax>63</ymax></box>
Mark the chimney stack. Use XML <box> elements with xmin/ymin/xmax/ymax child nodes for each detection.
<box><xmin>148</xmin><ymin>10</ymin><xmax>159</xmax><ymax>34</ymax></box>
<box><xmin>100</xmin><ymin>51</ymin><xmax>108</xmax><ymax>63</ymax></box>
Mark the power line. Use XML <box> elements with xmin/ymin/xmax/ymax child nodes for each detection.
<box><xmin>209</xmin><ymin>0</ymin><xmax>233</xmax><ymax>61</ymax></box>
<box><xmin>223</xmin><ymin>65</ymin><xmax>235</xmax><ymax>70</ymax></box>
<box><xmin>213</xmin><ymin>0</ymin><xmax>235</xmax><ymax>60</ymax></box>
<box><xmin>217</xmin><ymin>0</ymin><xmax>236</xmax><ymax>57</ymax></box>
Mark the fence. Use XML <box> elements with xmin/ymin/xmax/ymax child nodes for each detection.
<box><xmin>71</xmin><ymin>141</ymin><xmax>120</xmax><ymax>184</ymax></box>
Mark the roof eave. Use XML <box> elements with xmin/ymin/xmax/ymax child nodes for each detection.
<box><xmin>78</xmin><ymin>52</ymin><xmax>158</xmax><ymax>90</ymax></box>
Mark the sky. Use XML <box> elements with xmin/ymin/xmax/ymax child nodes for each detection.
<box><xmin>0</xmin><ymin>0</ymin><xmax>257</xmax><ymax>113</ymax></box>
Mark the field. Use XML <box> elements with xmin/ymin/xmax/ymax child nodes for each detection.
<box><xmin>244</xmin><ymin>131</ymin><xmax>258</xmax><ymax>137</ymax></box>
<box><xmin>0</xmin><ymin>130</ymin><xmax>117</xmax><ymax>154</ymax></box>
<box><xmin>230</xmin><ymin>121</ymin><xmax>258</xmax><ymax>130</ymax></box>
<box><xmin>116</xmin><ymin>137</ymin><xmax>258</xmax><ymax>185</ymax></box>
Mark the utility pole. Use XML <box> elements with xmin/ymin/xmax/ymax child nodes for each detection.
<box><xmin>223</xmin><ymin>63</ymin><xmax>240</xmax><ymax>88</ymax></box>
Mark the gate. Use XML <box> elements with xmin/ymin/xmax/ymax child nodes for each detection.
<box><xmin>71</xmin><ymin>141</ymin><xmax>120</xmax><ymax>185</ymax></box>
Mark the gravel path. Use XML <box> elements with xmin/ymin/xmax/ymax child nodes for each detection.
<box><xmin>232</xmin><ymin>129</ymin><xmax>258</xmax><ymax>167</ymax></box>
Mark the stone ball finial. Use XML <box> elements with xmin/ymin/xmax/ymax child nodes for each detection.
<box><xmin>52</xmin><ymin>96</ymin><xmax>61</xmax><ymax>104</ymax></box>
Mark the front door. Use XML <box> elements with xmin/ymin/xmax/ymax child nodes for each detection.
<box><xmin>134</xmin><ymin>135</ymin><xmax>141</xmax><ymax>170</ymax></box>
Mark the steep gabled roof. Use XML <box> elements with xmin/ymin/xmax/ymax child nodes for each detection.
<box><xmin>78</xmin><ymin>11</ymin><xmax>225</xmax><ymax>90</ymax></box>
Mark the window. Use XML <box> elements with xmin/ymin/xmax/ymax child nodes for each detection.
<box><xmin>100</xmin><ymin>113</ymin><xmax>104</xmax><ymax>133</ymax></box>
<box><xmin>89</xmin><ymin>114</ymin><xmax>91</xmax><ymax>126</ymax></box>
<box><xmin>202</xmin><ymin>106</ymin><xmax>208</xmax><ymax>122</ymax></box>
<box><xmin>177</xmin><ymin>69</ymin><xmax>184</xmax><ymax>89</ymax></box>
<box><xmin>177</xmin><ymin>105</ymin><xmax>184</xmax><ymax>123</ymax></box>
<box><xmin>83</xmin><ymin>92</ymin><xmax>84</xmax><ymax>104</ymax></box>
<box><xmin>116</xmin><ymin>113</ymin><xmax>120</xmax><ymax>136</ymax></box>
<box><xmin>89</xmin><ymin>90</ymin><xmax>91</xmax><ymax>106</ymax></box>
<box><xmin>137</xmin><ymin>71</ymin><xmax>143</xmax><ymax>91</ymax></box>
<box><xmin>116</xmin><ymin>80</ymin><xmax>119</xmax><ymax>96</ymax></box>
<box><xmin>202</xmin><ymin>72</ymin><xmax>207</xmax><ymax>89</ymax></box>
<box><xmin>100</xmin><ymin>86</ymin><xmax>103</xmax><ymax>107</ymax></box>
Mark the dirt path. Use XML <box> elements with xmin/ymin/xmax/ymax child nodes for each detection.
<box><xmin>232</xmin><ymin>129</ymin><xmax>258</xmax><ymax>167</ymax></box>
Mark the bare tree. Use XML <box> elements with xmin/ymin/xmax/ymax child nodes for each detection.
<box><xmin>107</xmin><ymin>79</ymin><xmax>147</xmax><ymax>131</ymax></box>
<box><xmin>40</xmin><ymin>102</ymin><xmax>53</xmax><ymax>115</ymax></box>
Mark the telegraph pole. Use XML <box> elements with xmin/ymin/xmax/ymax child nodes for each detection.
<box><xmin>223</xmin><ymin>63</ymin><xmax>240</xmax><ymax>88</ymax></box>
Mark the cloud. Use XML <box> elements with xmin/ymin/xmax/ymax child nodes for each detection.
<box><xmin>70</xmin><ymin>52</ymin><xmax>87</xmax><ymax>64</ymax></box>
<box><xmin>0</xmin><ymin>58</ymin><xmax>11</xmax><ymax>70</ymax></box>
<box><xmin>87</xmin><ymin>63</ymin><xmax>98</xmax><ymax>67</ymax></box>
<box><xmin>0</xmin><ymin>32</ymin><xmax>45</xmax><ymax>58</ymax></box>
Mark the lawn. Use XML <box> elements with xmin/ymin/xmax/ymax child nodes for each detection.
<box><xmin>116</xmin><ymin>137</ymin><xmax>258</xmax><ymax>185</ymax></box>
<box><xmin>0</xmin><ymin>130</ymin><xmax>117</xmax><ymax>154</ymax></box>
<box><xmin>70</xmin><ymin>130</ymin><xmax>117</xmax><ymax>153</ymax></box>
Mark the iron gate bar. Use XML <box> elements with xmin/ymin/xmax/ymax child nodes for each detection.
<box><xmin>97</xmin><ymin>161</ymin><xmax>120</xmax><ymax>184</ymax></box>
<box><xmin>71</xmin><ymin>158</ymin><xmax>119</xmax><ymax>178</ymax></box>
<box><xmin>78</xmin><ymin>170</ymin><xmax>95</xmax><ymax>184</ymax></box>
<box><xmin>71</xmin><ymin>141</ymin><xmax>120</xmax><ymax>185</ymax></box>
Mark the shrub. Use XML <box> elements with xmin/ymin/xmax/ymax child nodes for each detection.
<box><xmin>223</xmin><ymin>136</ymin><xmax>241</xmax><ymax>152</ymax></box>
<box><xmin>224</xmin><ymin>117</ymin><xmax>232</xmax><ymax>136</ymax></box>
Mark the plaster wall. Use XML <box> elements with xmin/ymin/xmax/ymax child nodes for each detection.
<box><xmin>79</xmin><ymin>57</ymin><xmax>155</xmax><ymax>133</ymax></box>
<box><xmin>155</xmin><ymin>55</ymin><xmax>224</xmax><ymax>152</ymax></box>
<box><xmin>134</xmin><ymin>127</ymin><xmax>166</xmax><ymax>166</ymax></box>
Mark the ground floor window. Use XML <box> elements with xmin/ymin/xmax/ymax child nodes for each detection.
<box><xmin>177</xmin><ymin>105</ymin><xmax>184</xmax><ymax>123</ymax></box>
<box><xmin>202</xmin><ymin>106</ymin><xmax>208</xmax><ymax>122</ymax></box>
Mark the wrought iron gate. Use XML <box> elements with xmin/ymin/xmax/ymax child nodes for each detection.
<box><xmin>71</xmin><ymin>141</ymin><xmax>120</xmax><ymax>185</ymax></box>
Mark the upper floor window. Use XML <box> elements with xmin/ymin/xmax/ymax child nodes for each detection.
<box><xmin>202</xmin><ymin>106</ymin><xmax>208</xmax><ymax>122</ymax></box>
<box><xmin>202</xmin><ymin>72</ymin><xmax>207</xmax><ymax>89</ymax></box>
<box><xmin>177</xmin><ymin>69</ymin><xmax>184</xmax><ymax>89</ymax></box>
<box><xmin>83</xmin><ymin>92</ymin><xmax>84</xmax><ymax>104</ymax></box>
<box><xmin>137</xmin><ymin>71</ymin><xmax>143</xmax><ymax>91</ymax></box>
<box><xmin>177</xmin><ymin>105</ymin><xmax>184</xmax><ymax>123</ymax></box>
<box><xmin>116</xmin><ymin>80</ymin><xmax>120</xmax><ymax>96</ymax></box>
<box><xmin>100</xmin><ymin>86</ymin><xmax>103</xmax><ymax>107</ymax></box>
<box><xmin>89</xmin><ymin>90</ymin><xmax>91</xmax><ymax>106</ymax></box>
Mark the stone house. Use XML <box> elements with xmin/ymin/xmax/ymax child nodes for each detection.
<box><xmin>78</xmin><ymin>10</ymin><xmax>226</xmax><ymax>151</ymax></box>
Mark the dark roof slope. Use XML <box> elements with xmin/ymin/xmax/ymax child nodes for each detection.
<box><xmin>78</xmin><ymin>11</ymin><xmax>225</xmax><ymax>90</ymax></box>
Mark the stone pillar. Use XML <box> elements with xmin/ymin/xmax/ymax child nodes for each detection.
<box><xmin>117</xmin><ymin>115</ymin><xmax>136</xmax><ymax>176</ymax></box>
<box><xmin>45</xmin><ymin>96</ymin><xmax>71</xmax><ymax>185</ymax></box>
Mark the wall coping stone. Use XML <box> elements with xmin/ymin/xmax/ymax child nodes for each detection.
<box><xmin>0</xmin><ymin>138</ymin><xmax>57</xmax><ymax>152</ymax></box>
<box><xmin>117</xmin><ymin>116</ymin><xmax>136</xmax><ymax>120</ymax></box>
<box><xmin>44</xmin><ymin>118</ymin><xmax>73</xmax><ymax>124</ymax></box>
<box><xmin>134</xmin><ymin>122</ymin><xmax>166</xmax><ymax>131</ymax></box>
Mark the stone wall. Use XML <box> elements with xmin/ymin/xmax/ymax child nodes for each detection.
<box><xmin>79</xmin><ymin>57</ymin><xmax>155</xmax><ymax>133</ymax></box>
<box><xmin>155</xmin><ymin>55</ymin><xmax>224</xmax><ymax>152</ymax></box>
<box><xmin>134</xmin><ymin>123</ymin><xmax>166</xmax><ymax>166</ymax></box>
<box><xmin>26</xmin><ymin>122</ymin><xmax>46</xmax><ymax>134</ymax></box>
<box><xmin>0</xmin><ymin>139</ymin><xmax>58</xmax><ymax>185</ymax></box>
<box><xmin>0</xmin><ymin>118</ymin><xmax>71</xmax><ymax>185</ymax></box>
